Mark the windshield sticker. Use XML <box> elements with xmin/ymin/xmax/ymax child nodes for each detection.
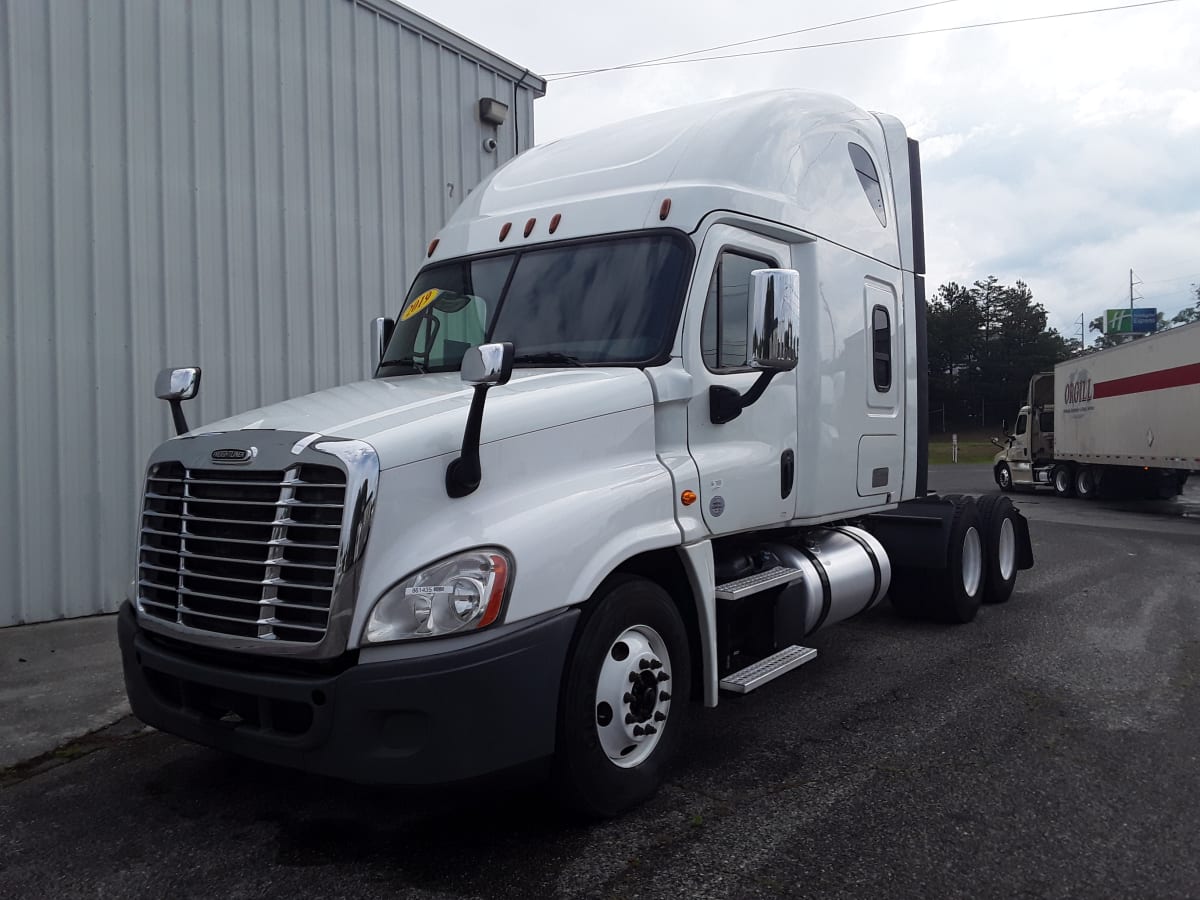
<box><xmin>401</xmin><ymin>288</ymin><xmax>440</xmax><ymax>321</ymax></box>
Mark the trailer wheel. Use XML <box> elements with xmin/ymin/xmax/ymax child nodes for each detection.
<box><xmin>995</xmin><ymin>463</ymin><xmax>1014</xmax><ymax>493</ymax></box>
<box><xmin>976</xmin><ymin>495</ymin><xmax>1018</xmax><ymax>604</ymax></box>
<box><xmin>554</xmin><ymin>575</ymin><xmax>691</xmax><ymax>818</ymax></box>
<box><xmin>935</xmin><ymin>497</ymin><xmax>985</xmax><ymax>623</ymax></box>
<box><xmin>1051</xmin><ymin>464</ymin><xmax>1074</xmax><ymax>498</ymax></box>
<box><xmin>1074</xmin><ymin>466</ymin><xmax>1097</xmax><ymax>500</ymax></box>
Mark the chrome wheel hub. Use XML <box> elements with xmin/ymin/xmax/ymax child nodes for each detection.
<box><xmin>595</xmin><ymin>625</ymin><xmax>672</xmax><ymax>768</ymax></box>
<box><xmin>962</xmin><ymin>526</ymin><xmax>983</xmax><ymax>597</ymax></box>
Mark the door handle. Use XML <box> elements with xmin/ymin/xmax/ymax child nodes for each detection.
<box><xmin>781</xmin><ymin>449</ymin><xmax>795</xmax><ymax>499</ymax></box>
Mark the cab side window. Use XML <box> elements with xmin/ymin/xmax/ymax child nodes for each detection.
<box><xmin>701</xmin><ymin>251</ymin><xmax>775</xmax><ymax>370</ymax></box>
<box><xmin>1015</xmin><ymin>414</ymin><xmax>1028</xmax><ymax>436</ymax></box>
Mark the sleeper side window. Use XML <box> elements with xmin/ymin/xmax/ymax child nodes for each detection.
<box><xmin>701</xmin><ymin>251</ymin><xmax>775</xmax><ymax>371</ymax></box>
<box><xmin>848</xmin><ymin>142</ymin><xmax>887</xmax><ymax>227</ymax></box>
<box><xmin>871</xmin><ymin>305</ymin><xmax>891</xmax><ymax>392</ymax></box>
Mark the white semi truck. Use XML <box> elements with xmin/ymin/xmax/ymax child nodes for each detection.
<box><xmin>120</xmin><ymin>90</ymin><xmax>1034</xmax><ymax>816</ymax></box>
<box><xmin>992</xmin><ymin>320</ymin><xmax>1200</xmax><ymax>499</ymax></box>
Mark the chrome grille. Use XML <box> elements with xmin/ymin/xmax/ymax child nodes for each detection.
<box><xmin>138</xmin><ymin>462</ymin><xmax>347</xmax><ymax>643</ymax></box>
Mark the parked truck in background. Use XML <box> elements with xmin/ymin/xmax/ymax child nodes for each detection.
<box><xmin>993</xmin><ymin>320</ymin><xmax>1200</xmax><ymax>499</ymax></box>
<box><xmin>119</xmin><ymin>90</ymin><xmax>1034</xmax><ymax>817</ymax></box>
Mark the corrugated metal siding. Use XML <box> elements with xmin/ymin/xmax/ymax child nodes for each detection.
<box><xmin>0</xmin><ymin>0</ymin><xmax>543</xmax><ymax>627</ymax></box>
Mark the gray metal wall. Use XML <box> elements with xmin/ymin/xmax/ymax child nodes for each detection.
<box><xmin>0</xmin><ymin>0</ymin><xmax>544</xmax><ymax>626</ymax></box>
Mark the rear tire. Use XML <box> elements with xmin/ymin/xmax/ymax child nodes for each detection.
<box><xmin>1075</xmin><ymin>466</ymin><xmax>1097</xmax><ymax>500</ymax></box>
<box><xmin>935</xmin><ymin>497</ymin><xmax>985</xmax><ymax>623</ymax></box>
<box><xmin>554</xmin><ymin>575</ymin><xmax>691</xmax><ymax>818</ymax></box>
<box><xmin>1051</xmin><ymin>464</ymin><xmax>1074</xmax><ymax>498</ymax></box>
<box><xmin>976</xmin><ymin>495</ymin><xmax>1018</xmax><ymax>604</ymax></box>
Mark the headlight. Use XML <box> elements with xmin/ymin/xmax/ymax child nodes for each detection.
<box><xmin>364</xmin><ymin>548</ymin><xmax>511</xmax><ymax>644</ymax></box>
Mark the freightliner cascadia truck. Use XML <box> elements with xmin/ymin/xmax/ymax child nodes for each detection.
<box><xmin>992</xmin><ymin>320</ymin><xmax>1200</xmax><ymax>499</ymax></box>
<box><xmin>120</xmin><ymin>90</ymin><xmax>1034</xmax><ymax>817</ymax></box>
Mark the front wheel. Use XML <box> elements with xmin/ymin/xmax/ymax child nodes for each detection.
<box><xmin>995</xmin><ymin>463</ymin><xmax>1014</xmax><ymax>492</ymax></box>
<box><xmin>554</xmin><ymin>575</ymin><xmax>691</xmax><ymax>818</ymax></box>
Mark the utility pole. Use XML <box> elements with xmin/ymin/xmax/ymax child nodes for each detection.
<box><xmin>1130</xmin><ymin>268</ymin><xmax>1134</xmax><ymax>311</ymax></box>
<box><xmin>1077</xmin><ymin>313</ymin><xmax>1084</xmax><ymax>351</ymax></box>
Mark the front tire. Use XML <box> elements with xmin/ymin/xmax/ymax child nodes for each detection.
<box><xmin>554</xmin><ymin>575</ymin><xmax>691</xmax><ymax>818</ymax></box>
<box><xmin>996</xmin><ymin>463</ymin><xmax>1014</xmax><ymax>493</ymax></box>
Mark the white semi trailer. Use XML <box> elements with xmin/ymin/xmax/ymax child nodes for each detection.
<box><xmin>993</xmin><ymin>320</ymin><xmax>1200</xmax><ymax>499</ymax></box>
<box><xmin>120</xmin><ymin>91</ymin><xmax>1034</xmax><ymax>816</ymax></box>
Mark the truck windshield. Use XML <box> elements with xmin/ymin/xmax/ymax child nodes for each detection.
<box><xmin>376</xmin><ymin>233</ymin><xmax>692</xmax><ymax>375</ymax></box>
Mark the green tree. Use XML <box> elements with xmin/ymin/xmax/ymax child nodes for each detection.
<box><xmin>928</xmin><ymin>276</ymin><xmax>1073</xmax><ymax>431</ymax></box>
<box><xmin>1170</xmin><ymin>283</ymin><xmax>1200</xmax><ymax>325</ymax></box>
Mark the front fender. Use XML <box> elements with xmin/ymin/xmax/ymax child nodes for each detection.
<box><xmin>350</xmin><ymin>406</ymin><xmax>683</xmax><ymax>649</ymax></box>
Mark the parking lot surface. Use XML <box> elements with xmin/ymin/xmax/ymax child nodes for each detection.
<box><xmin>2</xmin><ymin>467</ymin><xmax>1198</xmax><ymax>899</ymax></box>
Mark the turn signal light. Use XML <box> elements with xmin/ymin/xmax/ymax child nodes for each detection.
<box><xmin>681</xmin><ymin>490</ymin><xmax>697</xmax><ymax>506</ymax></box>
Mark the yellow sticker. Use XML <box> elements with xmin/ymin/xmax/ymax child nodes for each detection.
<box><xmin>400</xmin><ymin>288</ymin><xmax>440</xmax><ymax>321</ymax></box>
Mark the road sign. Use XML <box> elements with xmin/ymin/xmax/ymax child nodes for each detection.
<box><xmin>1104</xmin><ymin>308</ymin><xmax>1157</xmax><ymax>334</ymax></box>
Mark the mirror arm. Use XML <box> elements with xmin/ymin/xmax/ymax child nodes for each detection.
<box><xmin>446</xmin><ymin>384</ymin><xmax>490</xmax><ymax>498</ymax></box>
<box><xmin>709</xmin><ymin>364</ymin><xmax>793</xmax><ymax>425</ymax></box>
<box><xmin>168</xmin><ymin>401</ymin><xmax>190</xmax><ymax>436</ymax></box>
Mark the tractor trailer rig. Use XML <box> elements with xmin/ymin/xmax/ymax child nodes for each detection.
<box><xmin>119</xmin><ymin>90</ymin><xmax>1034</xmax><ymax>817</ymax></box>
<box><xmin>992</xmin><ymin>320</ymin><xmax>1200</xmax><ymax>499</ymax></box>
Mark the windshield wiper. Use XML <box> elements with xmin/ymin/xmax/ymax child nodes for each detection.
<box><xmin>379</xmin><ymin>357</ymin><xmax>425</xmax><ymax>374</ymax></box>
<box><xmin>511</xmin><ymin>352</ymin><xmax>584</xmax><ymax>367</ymax></box>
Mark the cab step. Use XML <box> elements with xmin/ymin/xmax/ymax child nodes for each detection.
<box><xmin>719</xmin><ymin>645</ymin><xmax>818</xmax><ymax>694</ymax></box>
<box><xmin>715</xmin><ymin>565</ymin><xmax>803</xmax><ymax>601</ymax></box>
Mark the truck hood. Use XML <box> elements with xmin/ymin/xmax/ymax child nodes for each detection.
<box><xmin>189</xmin><ymin>368</ymin><xmax>654</xmax><ymax>470</ymax></box>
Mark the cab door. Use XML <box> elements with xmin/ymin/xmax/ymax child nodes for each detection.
<box><xmin>684</xmin><ymin>226</ymin><xmax>798</xmax><ymax>535</ymax></box>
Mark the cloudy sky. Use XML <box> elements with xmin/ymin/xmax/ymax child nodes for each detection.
<box><xmin>406</xmin><ymin>0</ymin><xmax>1199</xmax><ymax>344</ymax></box>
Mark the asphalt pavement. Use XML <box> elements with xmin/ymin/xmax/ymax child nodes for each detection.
<box><xmin>2</xmin><ymin>466</ymin><xmax>1198</xmax><ymax>898</ymax></box>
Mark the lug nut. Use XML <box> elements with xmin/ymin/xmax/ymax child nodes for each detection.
<box><xmin>623</xmin><ymin>692</ymin><xmax>633</xmax><ymax>703</ymax></box>
<box><xmin>625</xmin><ymin>713</ymin><xmax>636</xmax><ymax>725</ymax></box>
<box><xmin>659</xmin><ymin>691</ymin><xmax>671</xmax><ymax>701</ymax></box>
<box><xmin>657</xmin><ymin>672</ymin><xmax>670</xmax><ymax>682</ymax></box>
<box><xmin>633</xmin><ymin>725</ymin><xmax>645</xmax><ymax>737</ymax></box>
<box><xmin>644</xmin><ymin>725</ymin><xmax>657</xmax><ymax>735</ymax></box>
<box><xmin>639</xmin><ymin>659</ymin><xmax>651</xmax><ymax>670</ymax></box>
<box><xmin>629</xmin><ymin>673</ymin><xmax>639</xmax><ymax>683</ymax></box>
<box><xmin>650</xmin><ymin>659</ymin><xmax>662</xmax><ymax>669</ymax></box>
<box><xmin>654</xmin><ymin>711</ymin><xmax>666</xmax><ymax>722</ymax></box>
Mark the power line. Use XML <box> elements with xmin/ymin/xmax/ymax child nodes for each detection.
<box><xmin>545</xmin><ymin>0</ymin><xmax>1187</xmax><ymax>82</ymax></box>
<box><xmin>546</xmin><ymin>0</ymin><xmax>972</xmax><ymax>80</ymax></box>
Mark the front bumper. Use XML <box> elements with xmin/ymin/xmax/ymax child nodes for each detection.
<box><xmin>118</xmin><ymin>601</ymin><xmax>579</xmax><ymax>785</ymax></box>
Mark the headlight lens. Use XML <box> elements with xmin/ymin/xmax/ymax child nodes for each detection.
<box><xmin>364</xmin><ymin>549</ymin><xmax>511</xmax><ymax>644</ymax></box>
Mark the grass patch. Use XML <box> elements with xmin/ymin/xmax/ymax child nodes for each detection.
<box><xmin>928</xmin><ymin>431</ymin><xmax>1000</xmax><ymax>465</ymax></box>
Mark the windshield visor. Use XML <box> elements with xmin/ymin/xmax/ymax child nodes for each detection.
<box><xmin>377</xmin><ymin>232</ymin><xmax>692</xmax><ymax>375</ymax></box>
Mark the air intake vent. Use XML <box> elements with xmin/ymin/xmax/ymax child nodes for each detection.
<box><xmin>138</xmin><ymin>462</ymin><xmax>347</xmax><ymax>643</ymax></box>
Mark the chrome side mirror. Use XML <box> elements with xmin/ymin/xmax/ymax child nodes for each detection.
<box><xmin>371</xmin><ymin>317</ymin><xmax>395</xmax><ymax>366</ymax></box>
<box><xmin>447</xmin><ymin>342</ymin><xmax>515</xmax><ymax>498</ymax></box>
<box><xmin>155</xmin><ymin>367</ymin><xmax>201</xmax><ymax>435</ymax></box>
<box><xmin>748</xmin><ymin>268</ymin><xmax>800</xmax><ymax>372</ymax></box>
<box><xmin>155</xmin><ymin>367</ymin><xmax>201</xmax><ymax>401</ymax></box>
<box><xmin>461</xmin><ymin>342</ymin><xmax>515</xmax><ymax>386</ymax></box>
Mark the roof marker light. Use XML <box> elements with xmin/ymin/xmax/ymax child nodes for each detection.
<box><xmin>549</xmin><ymin>213</ymin><xmax>561</xmax><ymax>234</ymax></box>
<box><xmin>524</xmin><ymin>218</ymin><xmax>536</xmax><ymax>238</ymax></box>
<box><xmin>499</xmin><ymin>222</ymin><xmax>512</xmax><ymax>241</ymax></box>
<box><xmin>659</xmin><ymin>198</ymin><xmax>672</xmax><ymax>221</ymax></box>
<box><xmin>427</xmin><ymin>238</ymin><xmax>439</xmax><ymax>257</ymax></box>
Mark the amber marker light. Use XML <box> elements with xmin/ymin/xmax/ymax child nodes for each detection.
<box><xmin>659</xmin><ymin>198</ymin><xmax>672</xmax><ymax>220</ymax></box>
<box><xmin>499</xmin><ymin>222</ymin><xmax>512</xmax><ymax>241</ymax></box>
<box><xmin>427</xmin><ymin>238</ymin><xmax>439</xmax><ymax>257</ymax></box>
<box><xmin>549</xmin><ymin>213</ymin><xmax>562</xmax><ymax>233</ymax></box>
<box><xmin>680</xmin><ymin>490</ymin><xmax>697</xmax><ymax>506</ymax></box>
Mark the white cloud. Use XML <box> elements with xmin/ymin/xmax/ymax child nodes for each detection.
<box><xmin>403</xmin><ymin>0</ymin><xmax>1200</xmax><ymax>343</ymax></box>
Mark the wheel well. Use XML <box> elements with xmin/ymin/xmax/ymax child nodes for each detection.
<box><xmin>612</xmin><ymin>549</ymin><xmax>704</xmax><ymax>703</ymax></box>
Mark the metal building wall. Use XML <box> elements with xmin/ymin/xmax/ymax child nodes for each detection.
<box><xmin>0</xmin><ymin>0</ymin><xmax>544</xmax><ymax>626</ymax></box>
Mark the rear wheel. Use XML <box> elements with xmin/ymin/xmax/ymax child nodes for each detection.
<box><xmin>976</xmin><ymin>495</ymin><xmax>1019</xmax><ymax>604</ymax></box>
<box><xmin>1075</xmin><ymin>466</ymin><xmax>1097</xmax><ymax>500</ymax></box>
<box><xmin>935</xmin><ymin>497</ymin><xmax>985</xmax><ymax>623</ymax></box>
<box><xmin>554</xmin><ymin>575</ymin><xmax>691</xmax><ymax>818</ymax></box>
<box><xmin>1051</xmin><ymin>464</ymin><xmax>1074</xmax><ymax>498</ymax></box>
<box><xmin>995</xmin><ymin>463</ymin><xmax>1014</xmax><ymax>493</ymax></box>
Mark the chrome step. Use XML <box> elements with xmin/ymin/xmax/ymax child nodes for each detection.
<box><xmin>719</xmin><ymin>645</ymin><xmax>818</xmax><ymax>694</ymax></box>
<box><xmin>715</xmin><ymin>566</ymin><xmax>803</xmax><ymax>601</ymax></box>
